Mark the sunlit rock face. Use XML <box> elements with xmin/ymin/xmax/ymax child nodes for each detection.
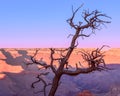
<box><xmin>0</xmin><ymin>48</ymin><xmax>120</xmax><ymax>96</ymax></box>
<box><xmin>77</xmin><ymin>90</ymin><xmax>95</xmax><ymax>96</ymax></box>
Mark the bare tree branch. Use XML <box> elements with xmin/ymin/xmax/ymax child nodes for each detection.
<box><xmin>67</xmin><ymin>34</ymin><xmax>74</xmax><ymax>38</ymax></box>
<box><xmin>81</xmin><ymin>10</ymin><xmax>111</xmax><ymax>30</ymax></box>
<box><xmin>31</xmin><ymin>72</ymin><xmax>51</xmax><ymax>96</ymax></box>
<box><xmin>26</xmin><ymin>50</ymin><xmax>51</xmax><ymax>69</ymax></box>
<box><xmin>67</xmin><ymin>4</ymin><xmax>84</xmax><ymax>29</ymax></box>
<box><xmin>63</xmin><ymin>46</ymin><xmax>109</xmax><ymax>76</ymax></box>
<box><xmin>49</xmin><ymin>48</ymin><xmax>57</xmax><ymax>74</ymax></box>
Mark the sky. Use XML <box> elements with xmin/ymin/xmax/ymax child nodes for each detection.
<box><xmin>0</xmin><ymin>0</ymin><xmax>120</xmax><ymax>48</ymax></box>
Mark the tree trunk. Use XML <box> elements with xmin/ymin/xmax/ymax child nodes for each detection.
<box><xmin>48</xmin><ymin>74</ymin><xmax>62</xmax><ymax>96</ymax></box>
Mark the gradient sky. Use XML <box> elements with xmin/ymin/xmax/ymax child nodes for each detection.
<box><xmin>0</xmin><ymin>0</ymin><xmax>120</xmax><ymax>48</ymax></box>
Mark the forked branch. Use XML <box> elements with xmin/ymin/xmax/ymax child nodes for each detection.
<box><xmin>67</xmin><ymin>5</ymin><xmax>111</xmax><ymax>38</ymax></box>
<box><xmin>31</xmin><ymin>72</ymin><xmax>51</xmax><ymax>96</ymax></box>
<box><xmin>63</xmin><ymin>45</ymin><xmax>109</xmax><ymax>76</ymax></box>
<box><xmin>82</xmin><ymin>9</ymin><xmax>111</xmax><ymax>30</ymax></box>
<box><xmin>27</xmin><ymin>49</ymin><xmax>50</xmax><ymax>69</ymax></box>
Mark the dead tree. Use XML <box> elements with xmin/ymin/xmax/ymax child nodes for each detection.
<box><xmin>27</xmin><ymin>5</ymin><xmax>111</xmax><ymax>96</ymax></box>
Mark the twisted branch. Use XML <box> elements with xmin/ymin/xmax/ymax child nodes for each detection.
<box><xmin>31</xmin><ymin>72</ymin><xmax>51</xmax><ymax>96</ymax></box>
<box><xmin>63</xmin><ymin>45</ymin><xmax>109</xmax><ymax>76</ymax></box>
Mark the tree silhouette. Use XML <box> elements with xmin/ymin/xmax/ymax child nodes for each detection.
<box><xmin>27</xmin><ymin>5</ymin><xmax>111</xmax><ymax>96</ymax></box>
